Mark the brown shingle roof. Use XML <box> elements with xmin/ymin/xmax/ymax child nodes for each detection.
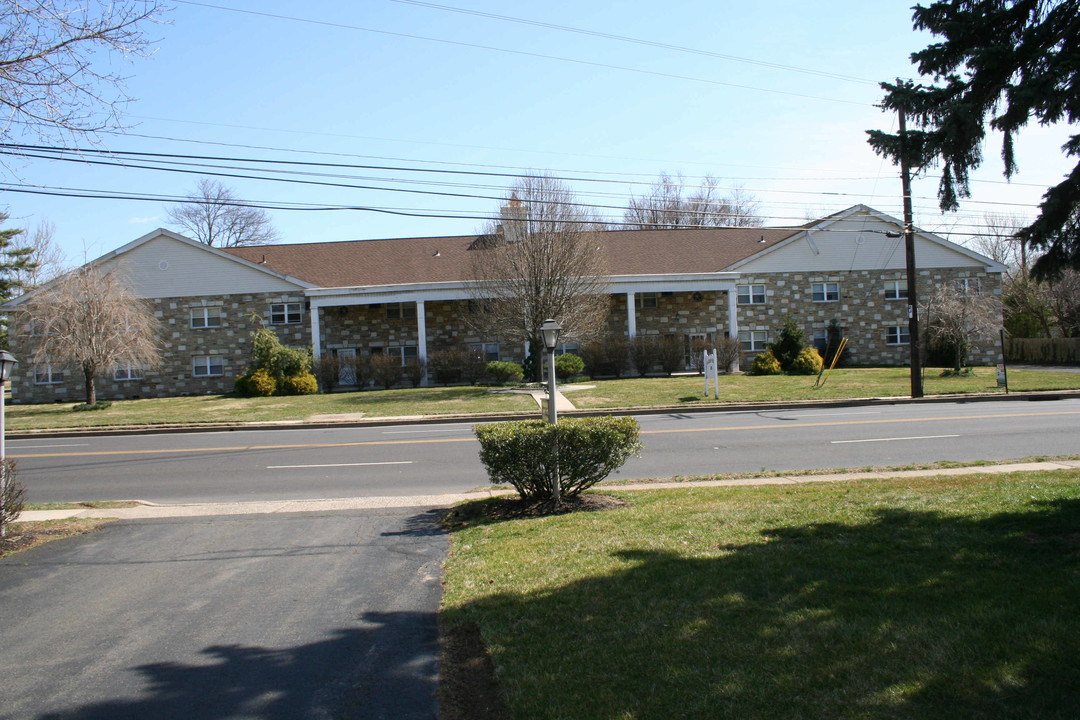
<box><xmin>224</xmin><ymin>226</ymin><xmax>801</xmax><ymax>288</ymax></box>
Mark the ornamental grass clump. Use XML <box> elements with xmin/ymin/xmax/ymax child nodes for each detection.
<box><xmin>475</xmin><ymin>417</ymin><xmax>642</xmax><ymax>502</ymax></box>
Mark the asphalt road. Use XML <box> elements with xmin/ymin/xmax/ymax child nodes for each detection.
<box><xmin>0</xmin><ymin>507</ymin><xmax>446</xmax><ymax>720</ymax></box>
<box><xmin>10</xmin><ymin>397</ymin><xmax>1080</xmax><ymax>504</ymax></box>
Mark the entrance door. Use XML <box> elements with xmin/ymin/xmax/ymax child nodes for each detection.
<box><xmin>337</xmin><ymin>348</ymin><xmax>357</xmax><ymax>386</ymax></box>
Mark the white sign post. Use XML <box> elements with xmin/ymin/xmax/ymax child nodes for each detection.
<box><xmin>703</xmin><ymin>349</ymin><xmax>719</xmax><ymax>399</ymax></box>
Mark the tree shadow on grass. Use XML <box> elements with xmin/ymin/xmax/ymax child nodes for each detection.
<box><xmin>450</xmin><ymin>498</ymin><xmax>1080</xmax><ymax>719</ymax></box>
<box><xmin>36</xmin><ymin>611</ymin><xmax>438</xmax><ymax>720</ymax></box>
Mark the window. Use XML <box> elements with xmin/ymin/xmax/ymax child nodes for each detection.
<box><xmin>885</xmin><ymin>325</ymin><xmax>910</xmax><ymax>345</ymax></box>
<box><xmin>737</xmin><ymin>284</ymin><xmax>766</xmax><ymax>305</ymax></box>
<box><xmin>387</xmin><ymin>345</ymin><xmax>419</xmax><ymax>366</ymax></box>
<box><xmin>884</xmin><ymin>280</ymin><xmax>908</xmax><ymax>300</ymax></box>
<box><xmin>469</xmin><ymin>342</ymin><xmax>500</xmax><ymax>362</ymax></box>
<box><xmin>812</xmin><ymin>329</ymin><xmax>828</xmax><ymax>351</ymax></box>
<box><xmin>635</xmin><ymin>292</ymin><xmax>659</xmax><ymax>310</ymax></box>
<box><xmin>113</xmin><ymin>362</ymin><xmax>144</xmax><ymax>381</ymax></box>
<box><xmin>738</xmin><ymin>330</ymin><xmax>769</xmax><ymax>352</ymax></box>
<box><xmin>33</xmin><ymin>364</ymin><xmax>64</xmax><ymax>384</ymax></box>
<box><xmin>190</xmin><ymin>306</ymin><xmax>222</xmax><ymax>328</ymax></box>
<box><xmin>192</xmin><ymin>355</ymin><xmax>224</xmax><ymax>377</ymax></box>
<box><xmin>386</xmin><ymin>302</ymin><xmax>417</xmax><ymax>320</ymax></box>
<box><xmin>270</xmin><ymin>303</ymin><xmax>302</xmax><ymax>325</ymax></box>
<box><xmin>28</xmin><ymin>318</ymin><xmax>47</xmax><ymax>336</ymax></box>
<box><xmin>556</xmin><ymin>342</ymin><xmax>579</xmax><ymax>356</ymax></box>
<box><xmin>954</xmin><ymin>277</ymin><xmax>981</xmax><ymax>295</ymax></box>
<box><xmin>812</xmin><ymin>282</ymin><xmax>839</xmax><ymax>302</ymax></box>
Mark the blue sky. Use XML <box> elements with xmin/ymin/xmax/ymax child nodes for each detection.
<box><xmin>3</xmin><ymin>0</ymin><xmax>1075</xmax><ymax>266</ymax></box>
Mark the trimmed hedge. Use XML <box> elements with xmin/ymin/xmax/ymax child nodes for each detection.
<box><xmin>788</xmin><ymin>347</ymin><xmax>824</xmax><ymax>375</ymax></box>
<box><xmin>486</xmin><ymin>360</ymin><xmax>524</xmax><ymax>384</ymax></box>
<box><xmin>281</xmin><ymin>370</ymin><xmax>319</xmax><ymax>395</ymax></box>
<box><xmin>475</xmin><ymin>416</ymin><xmax>642</xmax><ymax>501</ymax></box>
<box><xmin>748</xmin><ymin>349</ymin><xmax>782</xmax><ymax>375</ymax></box>
<box><xmin>554</xmin><ymin>353</ymin><xmax>585</xmax><ymax>380</ymax></box>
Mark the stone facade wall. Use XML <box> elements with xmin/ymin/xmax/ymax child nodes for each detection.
<box><xmin>11</xmin><ymin>291</ymin><xmax>309</xmax><ymax>404</ymax></box>
<box><xmin>733</xmin><ymin>267</ymin><xmax>1002</xmax><ymax>366</ymax></box>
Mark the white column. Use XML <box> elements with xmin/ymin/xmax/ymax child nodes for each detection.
<box><xmin>310</xmin><ymin>304</ymin><xmax>322</xmax><ymax>360</ymax></box>
<box><xmin>416</xmin><ymin>300</ymin><xmax>428</xmax><ymax>385</ymax></box>
<box><xmin>727</xmin><ymin>288</ymin><xmax>739</xmax><ymax>372</ymax></box>
<box><xmin>626</xmin><ymin>292</ymin><xmax>637</xmax><ymax>338</ymax></box>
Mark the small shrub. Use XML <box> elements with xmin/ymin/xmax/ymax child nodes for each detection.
<box><xmin>789</xmin><ymin>347</ymin><xmax>824</xmax><ymax>375</ymax></box>
<box><xmin>554</xmin><ymin>353</ymin><xmax>585</xmax><ymax>381</ymax></box>
<box><xmin>770</xmin><ymin>317</ymin><xmax>808</xmax><ymax>370</ymax></box>
<box><xmin>475</xmin><ymin>417</ymin><xmax>642</xmax><ymax>501</ymax></box>
<box><xmin>749</xmin><ymin>349</ymin><xmax>782</xmax><ymax>375</ymax></box>
<box><xmin>715</xmin><ymin>336</ymin><xmax>742</xmax><ymax>373</ymax></box>
<box><xmin>580</xmin><ymin>337</ymin><xmax>629</xmax><ymax>378</ymax></box>
<box><xmin>245</xmin><ymin>367</ymin><xmax>278</xmax><ymax>396</ymax></box>
<box><xmin>403</xmin><ymin>360</ymin><xmax>426</xmax><ymax>388</ymax></box>
<box><xmin>657</xmin><ymin>337</ymin><xmax>685</xmax><ymax>375</ymax></box>
<box><xmin>311</xmin><ymin>355</ymin><xmax>340</xmax><ymax>393</ymax></box>
<box><xmin>369</xmin><ymin>354</ymin><xmax>405</xmax><ymax>389</ymax></box>
<box><xmin>628</xmin><ymin>337</ymin><xmax>660</xmax><ymax>376</ymax></box>
<box><xmin>281</xmin><ymin>370</ymin><xmax>319</xmax><ymax>395</ymax></box>
<box><xmin>427</xmin><ymin>349</ymin><xmax>464</xmax><ymax>385</ymax></box>
<box><xmin>486</xmin><ymin>360</ymin><xmax>524</xmax><ymax>384</ymax></box>
<box><xmin>1</xmin><ymin>459</ymin><xmax>26</xmax><ymax>538</ymax></box>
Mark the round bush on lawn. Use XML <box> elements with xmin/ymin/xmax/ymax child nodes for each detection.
<box><xmin>554</xmin><ymin>353</ymin><xmax>585</xmax><ymax>380</ymax></box>
<box><xmin>486</xmin><ymin>360</ymin><xmax>524</xmax><ymax>383</ymax></box>
<box><xmin>788</xmin><ymin>347</ymin><xmax>824</xmax><ymax>375</ymax></box>
<box><xmin>749</xmin><ymin>349</ymin><xmax>782</xmax><ymax>376</ymax></box>
<box><xmin>281</xmin><ymin>370</ymin><xmax>319</xmax><ymax>395</ymax></box>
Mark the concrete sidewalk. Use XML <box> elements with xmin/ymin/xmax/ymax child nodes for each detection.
<box><xmin>17</xmin><ymin>459</ymin><xmax>1080</xmax><ymax>523</ymax></box>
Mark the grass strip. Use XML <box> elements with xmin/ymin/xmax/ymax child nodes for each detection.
<box><xmin>441</xmin><ymin>471</ymin><xmax>1080</xmax><ymax>719</ymax></box>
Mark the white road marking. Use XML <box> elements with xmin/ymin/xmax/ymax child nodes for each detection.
<box><xmin>266</xmin><ymin>461</ymin><xmax>414</xmax><ymax>469</ymax></box>
<box><xmin>786</xmin><ymin>411</ymin><xmax>881</xmax><ymax>418</ymax></box>
<box><xmin>381</xmin><ymin>428</ymin><xmax>472</xmax><ymax>435</ymax></box>
<box><xmin>831</xmin><ymin>434</ymin><xmax>960</xmax><ymax>444</ymax></box>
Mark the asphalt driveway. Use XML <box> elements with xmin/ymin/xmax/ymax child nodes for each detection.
<box><xmin>0</xmin><ymin>508</ymin><xmax>447</xmax><ymax>720</ymax></box>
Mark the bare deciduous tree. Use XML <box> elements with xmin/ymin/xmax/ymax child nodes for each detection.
<box><xmin>922</xmin><ymin>282</ymin><xmax>1002</xmax><ymax>371</ymax></box>
<box><xmin>24</xmin><ymin>265</ymin><xmax>160</xmax><ymax>405</ymax></box>
<box><xmin>469</xmin><ymin>175</ymin><xmax>610</xmax><ymax>379</ymax></box>
<box><xmin>0</xmin><ymin>1</ymin><xmax>165</xmax><ymax>142</ymax></box>
<box><xmin>11</xmin><ymin>220</ymin><xmax>66</xmax><ymax>289</ymax></box>
<box><xmin>623</xmin><ymin>172</ymin><xmax>763</xmax><ymax>229</ymax></box>
<box><xmin>167</xmin><ymin>179</ymin><xmax>279</xmax><ymax>247</ymax></box>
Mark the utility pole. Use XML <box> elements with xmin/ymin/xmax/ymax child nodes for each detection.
<box><xmin>899</xmin><ymin>107</ymin><xmax>924</xmax><ymax>398</ymax></box>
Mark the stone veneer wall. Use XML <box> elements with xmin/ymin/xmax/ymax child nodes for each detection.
<box><xmin>733</xmin><ymin>267</ymin><xmax>1002</xmax><ymax>366</ymax></box>
<box><xmin>605</xmin><ymin>290</ymin><xmax>729</xmax><ymax>340</ymax></box>
<box><xmin>11</xmin><ymin>291</ymin><xmax>309</xmax><ymax>404</ymax></box>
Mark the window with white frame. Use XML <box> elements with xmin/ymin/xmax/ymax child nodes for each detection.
<box><xmin>885</xmin><ymin>325</ymin><xmax>910</xmax><ymax>345</ymax></box>
<box><xmin>556</xmin><ymin>342</ymin><xmax>579</xmax><ymax>356</ymax></box>
<box><xmin>812</xmin><ymin>329</ymin><xmax>828</xmax><ymax>351</ymax></box>
<box><xmin>469</xmin><ymin>342</ymin><xmax>500</xmax><ymax>362</ymax></box>
<box><xmin>33</xmin><ymin>364</ymin><xmax>64</xmax><ymax>384</ymax></box>
<box><xmin>387</xmin><ymin>345</ymin><xmax>419</xmax><ymax>365</ymax></box>
<box><xmin>738</xmin><ymin>330</ymin><xmax>769</xmax><ymax>352</ymax></box>
<box><xmin>737</xmin><ymin>284</ymin><xmax>766</xmax><ymax>305</ymax></box>
<box><xmin>192</xmin><ymin>355</ymin><xmax>224</xmax><ymax>377</ymax></box>
<box><xmin>386</xmin><ymin>302</ymin><xmax>417</xmax><ymax>320</ymax></box>
<box><xmin>190</xmin><ymin>306</ymin><xmax>222</xmax><ymax>328</ymax></box>
<box><xmin>113</xmin><ymin>362</ymin><xmax>144</xmax><ymax>381</ymax></box>
<box><xmin>28</xmin><ymin>318</ymin><xmax>47</xmax><ymax>336</ymax></box>
<box><xmin>270</xmin><ymin>302</ymin><xmax>302</xmax><ymax>325</ymax></box>
<box><xmin>884</xmin><ymin>280</ymin><xmax>908</xmax><ymax>300</ymax></box>
<box><xmin>635</xmin><ymin>292</ymin><xmax>659</xmax><ymax>310</ymax></box>
<box><xmin>812</xmin><ymin>282</ymin><xmax>840</xmax><ymax>302</ymax></box>
<box><xmin>954</xmin><ymin>277</ymin><xmax>981</xmax><ymax>295</ymax></box>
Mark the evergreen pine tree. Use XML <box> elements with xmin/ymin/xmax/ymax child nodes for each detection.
<box><xmin>867</xmin><ymin>0</ymin><xmax>1080</xmax><ymax>280</ymax></box>
<box><xmin>0</xmin><ymin>213</ymin><xmax>37</xmax><ymax>347</ymax></box>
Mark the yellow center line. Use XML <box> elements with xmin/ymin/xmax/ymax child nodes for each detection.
<box><xmin>10</xmin><ymin>409</ymin><xmax>1079</xmax><ymax>459</ymax></box>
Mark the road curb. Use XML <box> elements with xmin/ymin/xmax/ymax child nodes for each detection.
<box><xmin>8</xmin><ymin>388</ymin><xmax>1080</xmax><ymax>439</ymax></box>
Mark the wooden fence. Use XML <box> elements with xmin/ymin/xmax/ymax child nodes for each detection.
<box><xmin>1004</xmin><ymin>337</ymin><xmax>1080</xmax><ymax>365</ymax></box>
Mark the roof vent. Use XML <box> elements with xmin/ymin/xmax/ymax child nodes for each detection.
<box><xmin>433</xmin><ymin>250</ymin><xmax>441</xmax><ymax>257</ymax></box>
<box><xmin>759</xmin><ymin>235</ymin><xmax>766</xmax><ymax>244</ymax></box>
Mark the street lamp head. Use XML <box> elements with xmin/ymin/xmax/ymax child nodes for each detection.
<box><xmin>540</xmin><ymin>318</ymin><xmax>562</xmax><ymax>352</ymax></box>
<box><xmin>0</xmin><ymin>350</ymin><xmax>17</xmax><ymax>383</ymax></box>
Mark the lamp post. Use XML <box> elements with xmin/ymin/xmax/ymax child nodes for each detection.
<box><xmin>540</xmin><ymin>318</ymin><xmax>561</xmax><ymax>426</ymax></box>
<box><xmin>0</xmin><ymin>350</ymin><xmax>17</xmax><ymax>537</ymax></box>
<box><xmin>540</xmin><ymin>319</ymin><xmax>562</xmax><ymax>505</ymax></box>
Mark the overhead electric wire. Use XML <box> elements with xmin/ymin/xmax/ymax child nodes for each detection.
<box><xmin>170</xmin><ymin>0</ymin><xmax>869</xmax><ymax>107</ymax></box>
<box><xmin>390</xmin><ymin>0</ymin><xmax>878</xmax><ymax>85</ymax></box>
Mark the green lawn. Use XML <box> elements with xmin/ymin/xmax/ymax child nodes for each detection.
<box><xmin>440</xmin><ymin>471</ymin><xmax>1080</xmax><ymax>719</ymax></box>
<box><xmin>6</xmin><ymin>366</ymin><xmax>1079</xmax><ymax>431</ymax></box>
